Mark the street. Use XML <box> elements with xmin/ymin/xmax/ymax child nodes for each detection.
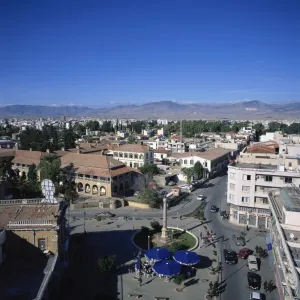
<box><xmin>204</xmin><ymin>175</ymin><xmax>279</xmax><ymax>300</ymax></box>
<box><xmin>68</xmin><ymin>174</ymin><xmax>279</xmax><ymax>300</ymax></box>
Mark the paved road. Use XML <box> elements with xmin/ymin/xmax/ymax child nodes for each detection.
<box><xmin>69</xmin><ymin>175</ymin><xmax>225</xmax><ymax>220</ymax></box>
<box><xmin>205</xmin><ymin>175</ymin><xmax>279</xmax><ymax>300</ymax></box>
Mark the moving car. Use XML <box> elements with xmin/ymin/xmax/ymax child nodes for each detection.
<box><xmin>223</xmin><ymin>249</ymin><xmax>238</xmax><ymax>264</ymax></box>
<box><xmin>197</xmin><ymin>194</ymin><xmax>205</xmax><ymax>201</ymax></box>
<box><xmin>238</xmin><ymin>248</ymin><xmax>253</xmax><ymax>259</ymax></box>
<box><xmin>247</xmin><ymin>272</ymin><xmax>261</xmax><ymax>290</ymax></box>
<box><xmin>210</xmin><ymin>205</ymin><xmax>218</xmax><ymax>213</ymax></box>
<box><xmin>248</xmin><ymin>255</ymin><xmax>259</xmax><ymax>271</ymax></box>
<box><xmin>250</xmin><ymin>291</ymin><xmax>263</xmax><ymax>300</ymax></box>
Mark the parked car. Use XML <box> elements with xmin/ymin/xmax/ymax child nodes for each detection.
<box><xmin>235</xmin><ymin>236</ymin><xmax>246</xmax><ymax>246</ymax></box>
<box><xmin>250</xmin><ymin>291</ymin><xmax>263</xmax><ymax>300</ymax></box>
<box><xmin>134</xmin><ymin>191</ymin><xmax>140</xmax><ymax>196</ymax></box>
<box><xmin>238</xmin><ymin>248</ymin><xmax>253</xmax><ymax>259</ymax></box>
<box><xmin>247</xmin><ymin>272</ymin><xmax>261</xmax><ymax>290</ymax></box>
<box><xmin>210</xmin><ymin>205</ymin><xmax>218</xmax><ymax>213</ymax></box>
<box><xmin>197</xmin><ymin>195</ymin><xmax>205</xmax><ymax>201</ymax></box>
<box><xmin>168</xmin><ymin>181</ymin><xmax>176</xmax><ymax>186</ymax></box>
<box><xmin>223</xmin><ymin>249</ymin><xmax>238</xmax><ymax>264</ymax></box>
<box><xmin>248</xmin><ymin>255</ymin><xmax>259</xmax><ymax>272</ymax></box>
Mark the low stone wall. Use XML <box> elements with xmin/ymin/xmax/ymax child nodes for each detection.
<box><xmin>126</xmin><ymin>201</ymin><xmax>150</xmax><ymax>209</ymax></box>
<box><xmin>131</xmin><ymin>226</ymin><xmax>199</xmax><ymax>251</ymax></box>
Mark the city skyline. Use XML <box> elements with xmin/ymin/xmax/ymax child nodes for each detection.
<box><xmin>1</xmin><ymin>0</ymin><xmax>300</xmax><ymax>105</ymax></box>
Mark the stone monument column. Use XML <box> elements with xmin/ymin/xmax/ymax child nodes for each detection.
<box><xmin>161</xmin><ymin>197</ymin><xmax>168</xmax><ymax>239</ymax></box>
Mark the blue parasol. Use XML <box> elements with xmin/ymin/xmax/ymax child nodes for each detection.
<box><xmin>173</xmin><ymin>250</ymin><xmax>201</xmax><ymax>266</ymax></box>
<box><xmin>152</xmin><ymin>260</ymin><xmax>181</xmax><ymax>276</ymax></box>
<box><xmin>145</xmin><ymin>247</ymin><xmax>170</xmax><ymax>261</ymax></box>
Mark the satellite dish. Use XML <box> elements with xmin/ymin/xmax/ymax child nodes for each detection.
<box><xmin>290</xmin><ymin>233</ymin><xmax>295</xmax><ymax>240</ymax></box>
<box><xmin>41</xmin><ymin>179</ymin><xmax>57</xmax><ymax>204</ymax></box>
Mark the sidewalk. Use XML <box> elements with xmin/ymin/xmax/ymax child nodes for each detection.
<box><xmin>69</xmin><ymin>216</ymin><xmax>219</xmax><ymax>300</ymax></box>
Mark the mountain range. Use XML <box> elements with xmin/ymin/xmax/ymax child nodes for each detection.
<box><xmin>0</xmin><ymin>101</ymin><xmax>299</xmax><ymax>120</ymax></box>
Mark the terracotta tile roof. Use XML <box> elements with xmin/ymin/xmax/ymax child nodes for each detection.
<box><xmin>12</xmin><ymin>150</ymin><xmax>51</xmax><ymax>166</ymax></box>
<box><xmin>171</xmin><ymin>136</ymin><xmax>182</xmax><ymax>140</ymax></box>
<box><xmin>118</xmin><ymin>144</ymin><xmax>150</xmax><ymax>153</ymax></box>
<box><xmin>171</xmin><ymin>148</ymin><xmax>231</xmax><ymax>161</ymax></box>
<box><xmin>0</xmin><ymin>149</ymin><xmax>16</xmax><ymax>158</ymax></box>
<box><xmin>60</xmin><ymin>153</ymin><xmax>124</xmax><ymax>169</ymax></box>
<box><xmin>154</xmin><ymin>149</ymin><xmax>171</xmax><ymax>154</ymax></box>
<box><xmin>246</xmin><ymin>141</ymin><xmax>279</xmax><ymax>154</ymax></box>
<box><xmin>76</xmin><ymin>167</ymin><xmax>111</xmax><ymax>177</ymax></box>
<box><xmin>110</xmin><ymin>166</ymin><xmax>133</xmax><ymax>177</ymax></box>
<box><xmin>0</xmin><ymin>204</ymin><xmax>59</xmax><ymax>229</ymax></box>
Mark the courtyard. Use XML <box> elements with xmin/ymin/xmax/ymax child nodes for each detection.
<box><xmin>56</xmin><ymin>215</ymin><xmax>218</xmax><ymax>300</ymax></box>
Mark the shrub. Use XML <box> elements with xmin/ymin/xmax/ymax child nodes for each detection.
<box><xmin>173</xmin><ymin>273</ymin><xmax>185</xmax><ymax>285</ymax></box>
<box><xmin>150</xmin><ymin>221</ymin><xmax>161</xmax><ymax>232</ymax></box>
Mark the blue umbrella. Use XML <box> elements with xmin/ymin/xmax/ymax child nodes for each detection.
<box><xmin>145</xmin><ymin>247</ymin><xmax>170</xmax><ymax>261</ymax></box>
<box><xmin>152</xmin><ymin>260</ymin><xmax>181</xmax><ymax>276</ymax></box>
<box><xmin>173</xmin><ymin>250</ymin><xmax>201</xmax><ymax>266</ymax></box>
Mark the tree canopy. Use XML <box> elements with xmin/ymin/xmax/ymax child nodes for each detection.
<box><xmin>39</xmin><ymin>156</ymin><xmax>61</xmax><ymax>183</ymax></box>
<box><xmin>181</xmin><ymin>167</ymin><xmax>194</xmax><ymax>184</ymax></box>
<box><xmin>137</xmin><ymin>187</ymin><xmax>162</xmax><ymax>208</ymax></box>
<box><xmin>139</xmin><ymin>163</ymin><xmax>159</xmax><ymax>177</ymax></box>
<box><xmin>193</xmin><ymin>161</ymin><xmax>203</xmax><ymax>179</ymax></box>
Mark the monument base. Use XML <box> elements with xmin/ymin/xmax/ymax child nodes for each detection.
<box><xmin>152</xmin><ymin>232</ymin><xmax>172</xmax><ymax>247</ymax></box>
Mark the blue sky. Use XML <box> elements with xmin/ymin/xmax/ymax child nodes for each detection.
<box><xmin>1</xmin><ymin>0</ymin><xmax>300</xmax><ymax>106</ymax></box>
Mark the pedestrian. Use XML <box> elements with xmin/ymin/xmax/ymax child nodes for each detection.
<box><xmin>263</xmin><ymin>280</ymin><xmax>268</xmax><ymax>292</ymax></box>
<box><xmin>268</xmin><ymin>280</ymin><xmax>274</xmax><ymax>292</ymax></box>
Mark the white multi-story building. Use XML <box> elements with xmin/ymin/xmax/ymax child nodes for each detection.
<box><xmin>268</xmin><ymin>188</ymin><xmax>300</xmax><ymax>299</ymax></box>
<box><xmin>112</xmin><ymin>144</ymin><xmax>154</xmax><ymax>169</ymax></box>
<box><xmin>227</xmin><ymin>142</ymin><xmax>300</xmax><ymax>228</ymax></box>
<box><xmin>153</xmin><ymin>149</ymin><xmax>171</xmax><ymax>161</ymax></box>
<box><xmin>170</xmin><ymin>148</ymin><xmax>230</xmax><ymax>178</ymax></box>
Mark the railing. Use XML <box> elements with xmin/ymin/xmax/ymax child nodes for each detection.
<box><xmin>8</xmin><ymin>220</ymin><xmax>55</xmax><ymax>226</ymax></box>
<box><xmin>0</xmin><ymin>199</ymin><xmax>45</xmax><ymax>205</ymax></box>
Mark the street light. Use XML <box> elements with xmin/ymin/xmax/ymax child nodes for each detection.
<box><xmin>148</xmin><ymin>235</ymin><xmax>151</xmax><ymax>250</ymax></box>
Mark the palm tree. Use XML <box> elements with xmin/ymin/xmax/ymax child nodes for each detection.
<box><xmin>181</xmin><ymin>167</ymin><xmax>194</xmax><ymax>184</ymax></box>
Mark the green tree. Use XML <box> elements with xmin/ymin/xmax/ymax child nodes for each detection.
<box><xmin>60</xmin><ymin>163</ymin><xmax>78</xmax><ymax>203</ymax></box>
<box><xmin>27</xmin><ymin>164</ymin><xmax>38</xmax><ymax>184</ymax></box>
<box><xmin>98</xmin><ymin>255</ymin><xmax>116</xmax><ymax>273</ymax></box>
<box><xmin>86</xmin><ymin>120</ymin><xmax>100</xmax><ymax>131</ymax></box>
<box><xmin>253</xmin><ymin>123</ymin><xmax>265</xmax><ymax>141</ymax></box>
<box><xmin>137</xmin><ymin>187</ymin><xmax>161</xmax><ymax>208</ymax></box>
<box><xmin>150</xmin><ymin>220</ymin><xmax>161</xmax><ymax>232</ymax></box>
<box><xmin>169</xmin><ymin>241</ymin><xmax>187</xmax><ymax>253</ymax></box>
<box><xmin>268</xmin><ymin>122</ymin><xmax>281</xmax><ymax>132</ymax></box>
<box><xmin>139</xmin><ymin>163</ymin><xmax>159</xmax><ymax>177</ymax></box>
<box><xmin>173</xmin><ymin>273</ymin><xmax>185</xmax><ymax>286</ymax></box>
<box><xmin>207</xmin><ymin>281</ymin><xmax>220</xmax><ymax>298</ymax></box>
<box><xmin>193</xmin><ymin>161</ymin><xmax>203</xmax><ymax>179</ymax></box>
<box><xmin>127</xmin><ymin>135</ymin><xmax>136</xmax><ymax>144</ymax></box>
<box><xmin>20</xmin><ymin>171</ymin><xmax>26</xmax><ymax>182</ymax></box>
<box><xmin>39</xmin><ymin>156</ymin><xmax>61</xmax><ymax>183</ymax></box>
<box><xmin>181</xmin><ymin>167</ymin><xmax>194</xmax><ymax>184</ymax></box>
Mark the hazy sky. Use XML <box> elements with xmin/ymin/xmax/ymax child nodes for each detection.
<box><xmin>1</xmin><ymin>0</ymin><xmax>300</xmax><ymax>106</ymax></box>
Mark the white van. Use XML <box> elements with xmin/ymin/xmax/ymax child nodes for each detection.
<box><xmin>248</xmin><ymin>255</ymin><xmax>258</xmax><ymax>271</ymax></box>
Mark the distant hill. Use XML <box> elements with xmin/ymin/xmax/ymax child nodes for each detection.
<box><xmin>0</xmin><ymin>101</ymin><xmax>299</xmax><ymax>119</ymax></box>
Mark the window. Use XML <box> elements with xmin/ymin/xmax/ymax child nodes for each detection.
<box><xmin>243</xmin><ymin>174</ymin><xmax>251</xmax><ymax>181</ymax></box>
<box><xmin>285</xmin><ymin>177</ymin><xmax>292</xmax><ymax>183</ymax></box>
<box><xmin>242</xmin><ymin>186</ymin><xmax>250</xmax><ymax>192</ymax></box>
<box><xmin>113</xmin><ymin>152</ymin><xmax>118</xmax><ymax>157</ymax></box>
<box><xmin>184</xmin><ymin>160</ymin><xmax>187</xmax><ymax>164</ymax></box>
<box><xmin>229</xmin><ymin>194</ymin><xmax>235</xmax><ymax>201</ymax></box>
<box><xmin>119</xmin><ymin>153</ymin><xmax>123</xmax><ymax>158</ymax></box>
<box><xmin>230</xmin><ymin>183</ymin><xmax>235</xmax><ymax>190</ymax></box>
<box><xmin>289</xmin><ymin>162</ymin><xmax>292</xmax><ymax>167</ymax></box>
<box><xmin>265</xmin><ymin>176</ymin><xmax>273</xmax><ymax>182</ymax></box>
<box><xmin>241</xmin><ymin>197</ymin><xmax>250</xmax><ymax>203</ymax></box>
<box><xmin>38</xmin><ymin>238</ymin><xmax>46</xmax><ymax>250</ymax></box>
<box><xmin>230</xmin><ymin>173</ymin><xmax>236</xmax><ymax>179</ymax></box>
<box><xmin>134</xmin><ymin>154</ymin><xmax>138</xmax><ymax>159</ymax></box>
<box><xmin>124</xmin><ymin>153</ymin><xmax>128</xmax><ymax>158</ymax></box>
<box><xmin>190</xmin><ymin>160</ymin><xmax>194</xmax><ymax>165</ymax></box>
<box><xmin>233</xmin><ymin>210</ymin><xmax>238</xmax><ymax>219</ymax></box>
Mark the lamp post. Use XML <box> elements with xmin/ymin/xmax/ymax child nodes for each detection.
<box><xmin>148</xmin><ymin>235</ymin><xmax>151</xmax><ymax>250</ymax></box>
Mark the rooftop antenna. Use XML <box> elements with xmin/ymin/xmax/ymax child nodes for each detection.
<box><xmin>41</xmin><ymin>179</ymin><xmax>57</xmax><ymax>204</ymax></box>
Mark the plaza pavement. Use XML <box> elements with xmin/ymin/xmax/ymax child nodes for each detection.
<box><xmin>69</xmin><ymin>215</ymin><xmax>219</xmax><ymax>300</ymax></box>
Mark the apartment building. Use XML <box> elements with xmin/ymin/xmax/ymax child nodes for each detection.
<box><xmin>268</xmin><ymin>188</ymin><xmax>300</xmax><ymax>300</ymax></box>
<box><xmin>112</xmin><ymin>144</ymin><xmax>154</xmax><ymax>168</ymax></box>
<box><xmin>153</xmin><ymin>149</ymin><xmax>171</xmax><ymax>161</ymax></box>
<box><xmin>227</xmin><ymin>141</ymin><xmax>300</xmax><ymax>228</ymax></box>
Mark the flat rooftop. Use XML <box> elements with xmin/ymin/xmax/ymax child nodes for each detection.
<box><xmin>231</xmin><ymin>162</ymin><xmax>277</xmax><ymax>170</ymax></box>
<box><xmin>0</xmin><ymin>204</ymin><xmax>59</xmax><ymax>229</ymax></box>
<box><xmin>280</xmin><ymin>188</ymin><xmax>300</xmax><ymax>212</ymax></box>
